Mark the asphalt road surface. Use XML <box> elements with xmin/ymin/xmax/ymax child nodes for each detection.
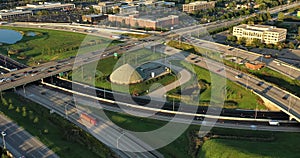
<box><xmin>0</xmin><ymin>114</ymin><xmax>59</xmax><ymax>158</ymax></box>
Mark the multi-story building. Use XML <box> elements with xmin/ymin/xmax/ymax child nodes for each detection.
<box><xmin>233</xmin><ymin>24</ymin><xmax>287</xmax><ymax>44</ymax></box>
<box><xmin>183</xmin><ymin>1</ymin><xmax>216</xmax><ymax>13</ymax></box>
<box><xmin>119</xmin><ymin>5</ymin><xmax>137</xmax><ymax>14</ymax></box>
<box><xmin>82</xmin><ymin>14</ymin><xmax>107</xmax><ymax>23</ymax></box>
<box><xmin>108</xmin><ymin>13</ymin><xmax>178</xmax><ymax>29</ymax></box>
<box><xmin>92</xmin><ymin>2</ymin><xmax>119</xmax><ymax>14</ymax></box>
<box><xmin>0</xmin><ymin>10</ymin><xmax>32</xmax><ymax>19</ymax></box>
<box><xmin>16</xmin><ymin>2</ymin><xmax>75</xmax><ymax>12</ymax></box>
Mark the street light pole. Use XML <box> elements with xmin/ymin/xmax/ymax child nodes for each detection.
<box><xmin>64</xmin><ymin>103</ymin><xmax>68</xmax><ymax>119</ymax></box>
<box><xmin>1</xmin><ymin>132</ymin><xmax>6</xmax><ymax>149</ymax></box>
<box><xmin>23</xmin><ymin>84</ymin><xmax>26</xmax><ymax>95</ymax></box>
<box><xmin>117</xmin><ymin>132</ymin><xmax>125</xmax><ymax>157</ymax></box>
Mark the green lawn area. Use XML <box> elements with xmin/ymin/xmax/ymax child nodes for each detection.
<box><xmin>69</xmin><ymin>48</ymin><xmax>176</xmax><ymax>95</ymax></box>
<box><xmin>0</xmin><ymin>92</ymin><xmax>114</xmax><ymax>158</ymax></box>
<box><xmin>167</xmin><ymin>60</ymin><xmax>265</xmax><ymax>110</ymax></box>
<box><xmin>0</xmin><ymin>26</ymin><xmax>119</xmax><ymax>66</ymax></box>
<box><xmin>103</xmin><ymin>110</ymin><xmax>300</xmax><ymax>158</ymax></box>
<box><xmin>200</xmin><ymin>128</ymin><xmax>300</xmax><ymax>158</ymax></box>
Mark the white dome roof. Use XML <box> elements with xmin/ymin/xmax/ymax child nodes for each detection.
<box><xmin>110</xmin><ymin>64</ymin><xmax>144</xmax><ymax>84</ymax></box>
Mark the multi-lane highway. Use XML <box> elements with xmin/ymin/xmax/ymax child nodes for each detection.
<box><xmin>0</xmin><ymin>114</ymin><xmax>59</xmax><ymax>158</ymax></box>
<box><xmin>17</xmin><ymin>85</ymin><xmax>163</xmax><ymax>158</ymax></box>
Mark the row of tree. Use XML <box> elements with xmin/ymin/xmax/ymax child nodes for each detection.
<box><xmin>227</xmin><ymin>35</ymin><xmax>297</xmax><ymax>50</ymax></box>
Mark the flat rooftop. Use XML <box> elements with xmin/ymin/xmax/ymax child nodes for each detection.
<box><xmin>235</xmin><ymin>24</ymin><xmax>286</xmax><ymax>32</ymax></box>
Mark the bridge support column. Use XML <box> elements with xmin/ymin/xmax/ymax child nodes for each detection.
<box><xmin>13</xmin><ymin>87</ymin><xmax>16</xmax><ymax>92</ymax></box>
<box><xmin>289</xmin><ymin>115</ymin><xmax>294</xmax><ymax>121</ymax></box>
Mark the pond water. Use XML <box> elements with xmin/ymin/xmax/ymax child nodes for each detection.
<box><xmin>26</xmin><ymin>31</ymin><xmax>36</xmax><ymax>36</ymax></box>
<box><xmin>0</xmin><ymin>29</ymin><xmax>23</xmax><ymax>44</ymax></box>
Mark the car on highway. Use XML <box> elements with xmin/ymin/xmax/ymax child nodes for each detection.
<box><xmin>257</xmin><ymin>81</ymin><xmax>264</xmax><ymax>86</ymax></box>
<box><xmin>269</xmin><ymin>120</ymin><xmax>279</xmax><ymax>126</ymax></box>
<box><xmin>235</xmin><ymin>74</ymin><xmax>243</xmax><ymax>79</ymax></box>
<box><xmin>282</xmin><ymin>94</ymin><xmax>290</xmax><ymax>100</ymax></box>
<box><xmin>216</xmin><ymin>68</ymin><xmax>224</xmax><ymax>72</ymax></box>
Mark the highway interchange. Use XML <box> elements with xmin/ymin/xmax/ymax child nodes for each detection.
<box><xmin>0</xmin><ymin>2</ymin><xmax>300</xmax><ymax>157</ymax></box>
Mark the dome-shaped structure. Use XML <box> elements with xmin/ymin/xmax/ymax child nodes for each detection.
<box><xmin>110</xmin><ymin>64</ymin><xmax>144</xmax><ymax>84</ymax></box>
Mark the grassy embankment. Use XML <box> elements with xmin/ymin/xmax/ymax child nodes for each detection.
<box><xmin>0</xmin><ymin>92</ymin><xmax>115</xmax><ymax>158</ymax></box>
<box><xmin>0</xmin><ymin>26</ymin><xmax>121</xmax><ymax>66</ymax></box>
<box><xmin>168</xmin><ymin>40</ymin><xmax>300</xmax><ymax>97</ymax></box>
<box><xmin>167</xmin><ymin>60</ymin><xmax>265</xmax><ymax>110</ymax></box>
<box><xmin>104</xmin><ymin>110</ymin><xmax>300</xmax><ymax>158</ymax></box>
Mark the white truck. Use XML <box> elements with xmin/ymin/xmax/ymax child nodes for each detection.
<box><xmin>269</xmin><ymin>120</ymin><xmax>280</xmax><ymax>126</ymax></box>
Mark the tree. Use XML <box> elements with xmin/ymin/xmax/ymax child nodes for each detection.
<box><xmin>266</xmin><ymin>12</ymin><xmax>272</xmax><ymax>20</ymax></box>
<box><xmin>15</xmin><ymin>107</ymin><xmax>20</xmax><ymax>113</ymax></box>
<box><xmin>33</xmin><ymin>117</ymin><xmax>39</xmax><ymax>124</ymax></box>
<box><xmin>288</xmin><ymin>42</ymin><xmax>295</xmax><ymax>49</ymax></box>
<box><xmin>276</xmin><ymin>42</ymin><xmax>285</xmax><ymax>50</ymax></box>
<box><xmin>8</xmin><ymin>104</ymin><xmax>13</xmax><ymax>110</ymax></box>
<box><xmin>278</xmin><ymin>12</ymin><xmax>285</xmax><ymax>22</ymax></box>
<box><xmin>22</xmin><ymin>106</ymin><xmax>26</xmax><ymax>117</ymax></box>
<box><xmin>237</xmin><ymin>37</ymin><xmax>246</xmax><ymax>45</ymax></box>
<box><xmin>227</xmin><ymin>35</ymin><xmax>237</xmax><ymax>42</ymax></box>
<box><xmin>252</xmin><ymin>39</ymin><xmax>262</xmax><ymax>47</ymax></box>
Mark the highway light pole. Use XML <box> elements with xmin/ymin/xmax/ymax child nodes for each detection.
<box><xmin>64</xmin><ymin>103</ymin><xmax>68</xmax><ymax>119</ymax></box>
<box><xmin>23</xmin><ymin>84</ymin><xmax>26</xmax><ymax>95</ymax></box>
<box><xmin>1</xmin><ymin>131</ymin><xmax>6</xmax><ymax>149</ymax></box>
<box><xmin>117</xmin><ymin>132</ymin><xmax>125</xmax><ymax>157</ymax></box>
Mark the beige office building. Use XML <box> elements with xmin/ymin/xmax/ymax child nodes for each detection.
<box><xmin>233</xmin><ymin>24</ymin><xmax>287</xmax><ymax>44</ymax></box>
<box><xmin>183</xmin><ymin>1</ymin><xmax>216</xmax><ymax>13</ymax></box>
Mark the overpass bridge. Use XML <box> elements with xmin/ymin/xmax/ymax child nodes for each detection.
<box><xmin>0</xmin><ymin>44</ymin><xmax>124</xmax><ymax>91</ymax></box>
